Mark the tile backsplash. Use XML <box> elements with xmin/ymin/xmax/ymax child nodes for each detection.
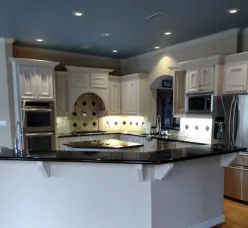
<box><xmin>99</xmin><ymin>116</ymin><xmax>148</xmax><ymax>132</ymax></box>
<box><xmin>180</xmin><ymin>117</ymin><xmax>212</xmax><ymax>139</ymax></box>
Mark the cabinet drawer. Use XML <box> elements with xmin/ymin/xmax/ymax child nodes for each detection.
<box><xmin>133</xmin><ymin>136</ymin><xmax>144</xmax><ymax>145</ymax></box>
<box><xmin>91</xmin><ymin>74</ymin><xmax>108</xmax><ymax>88</ymax></box>
<box><xmin>71</xmin><ymin>73</ymin><xmax>90</xmax><ymax>88</ymax></box>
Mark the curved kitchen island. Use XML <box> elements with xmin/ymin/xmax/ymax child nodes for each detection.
<box><xmin>0</xmin><ymin>144</ymin><xmax>245</xmax><ymax>228</ymax></box>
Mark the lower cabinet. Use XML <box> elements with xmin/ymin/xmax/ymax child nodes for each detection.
<box><xmin>144</xmin><ymin>138</ymin><xmax>157</xmax><ymax>152</ymax></box>
<box><xmin>119</xmin><ymin>135</ymin><xmax>134</xmax><ymax>142</ymax></box>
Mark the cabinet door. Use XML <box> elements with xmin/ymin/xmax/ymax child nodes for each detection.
<box><xmin>133</xmin><ymin>136</ymin><xmax>144</xmax><ymax>147</ymax></box>
<box><xmin>109</xmin><ymin>81</ymin><xmax>121</xmax><ymax>115</ymax></box>
<box><xmin>223</xmin><ymin>63</ymin><xmax>248</xmax><ymax>93</ymax></box>
<box><xmin>186</xmin><ymin>70</ymin><xmax>198</xmax><ymax>93</ymax></box>
<box><xmin>56</xmin><ymin>98</ymin><xmax>69</xmax><ymax>116</ymax></box>
<box><xmin>71</xmin><ymin>73</ymin><xmax>90</xmax><ymax>88</ymax></box>
<box><xmin>129</xmin><ymin>79</ymin><xmax>137</xmax><ymax>115</ymax></box>
<box><xmin>198</xmin><ymin>66</ymin><xmax>214</xmax><ymax>92</ymax></box>
<box><xmin>55</xmin><ymin>72</ymin><xmax>68</xmax><ymax>98</ymax></box>
<box><xmin>173</xmin><ymin>71</ymin><xmax>186</xmax><ymax>116</ymax></box>
<box><xmin>91</xmin><ymin>74</ymin><xmax>108</xmax><ymax>88</ymax></box>
<box><xmin>36</xmin><ymin>67</ymin><xmax>54</xmax><ymax>100</ymax></box>
<box><xmin>19</xmin><ymin>66</ymin><xmax>36</xmax><ymax>99</ymax></box>
<box><xmin>122</xmin><ymin>81</ymin><xmax>130</xmax><ymax>114</ymax></box>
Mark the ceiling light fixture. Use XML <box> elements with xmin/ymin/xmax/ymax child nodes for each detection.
<box><xmin>227</xmin><ymin>8</ymin><xmax>240</xmax><ymax>14</ymax></box>
<box><xmin>73</xmin><ymin>11</ymin><xmax>84</xmax><ymax>17</ymax></box>
<box><xmin>154</xmin><ymin>46</ymin><xmax>160</xmax><ymax>49</ymax></box>
<box><xmin>164</xmin><ymin>32</ymin><xmax>171</xmax><ymax>35</ymax></box>
<box><xmin>36</xmin><ymin>38</ymin><xmax>44</xmax><ymax>42</ymax></box>
<box><xmin>112</xmin><ymin>50</ymin><xmax>118</xmax><ymax>53</ymax></box>
<box><xmin>101</xmin><ymin>33</ymin><xmax>112</xmax><ymax>37</ymax></box>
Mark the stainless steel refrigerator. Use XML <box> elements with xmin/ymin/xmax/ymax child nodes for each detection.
<box><xmin>212</xmin><ymin>95</ymin><xmax>248</xmax><ymax>202</ymax></box>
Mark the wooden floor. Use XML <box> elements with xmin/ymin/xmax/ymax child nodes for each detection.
<box><xmin>214</xmin><ymin>198</ymin><xmax>248</xmax><ymax>228</ymax></box>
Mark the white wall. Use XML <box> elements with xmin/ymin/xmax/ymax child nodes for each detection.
<box><xmin>0</xmin><ymin>39</ymin><xmax>14</xmax><ymax>148</ymax></box>
<box><xmin>122</xmin><ymin>28</ymin><xmax>239</xmax><ymax>78</ymax></box>
<box><xmin>121</xmin><ymin>28</ymin><xmax>239</xmax><ymax>124</ymax></box>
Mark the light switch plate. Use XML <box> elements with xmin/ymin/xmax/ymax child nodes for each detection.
<box><xmin>0</xmin><ymin>121</ymin><xmax>7</xmax><ymax>126</ymax></box>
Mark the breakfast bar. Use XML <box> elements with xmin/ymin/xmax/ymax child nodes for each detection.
<box><xmin>0</xmin><ymin>145</ymin><xmax>245</xmax><ymax>228</ymax></box>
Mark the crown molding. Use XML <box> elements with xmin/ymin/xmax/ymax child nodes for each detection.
<box><xmin>9</xmin><ymin>57</ymin><xmax>60</xmax><ymax>68</ymax></box>
<box><xmin>66</xmin><ymin>65</ymin><xmax>113</xmax><ymax>74</ymax></box>
<box><xmin>124</xmin><ymin>28</ymin><xmax>239</xmax><ymax>61</ymax></box>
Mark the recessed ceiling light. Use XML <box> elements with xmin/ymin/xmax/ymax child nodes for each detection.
<box><xmin>164</xmin><ymin>32</ymin><xmax>171</xmax><ymax>35</ymax></box>
<box><xmin>36</xmin><ymin>38</ymin><xmax>44</xmax><ymax>42</ymax></box>
<box><xmin>101</xmin><ymin>33</ymin><xmax>112</xmax><ymax>37</ymax></box>
<box><xmin>73</xmin><ymin>11</ymin><xmax>84</xmax><ymax>17</ymax></box>
<box><xmin>154</xmin><ymin>46</ymin><xmax>160</xmax><ymax>49</ymax></box>
<box><xmin>112</xmin><ymin>50</ymin><xmax>118</xmax><ymax>53</ymax></box>
<box><xmin>227</xmin><ymin>8</ymin><xmax>240</xmax><ymax>14</ymax></box>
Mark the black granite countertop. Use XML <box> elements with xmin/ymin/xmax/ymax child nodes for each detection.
<box><xmin>0</xmin><ymin>144</ymin><xmax>245</xmax><ymax>164</ymax></box>
<box><xmin>63</xmin><ymin>139</ymin><xmax>143</xmax><ymax>149</ymax></box>
<box><xmin>58</xmin><ymin>132</ymin><xmax>209</xmax><ymax>145</ymax></box>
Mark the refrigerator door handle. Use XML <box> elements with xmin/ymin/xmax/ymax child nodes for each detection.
<box><xmin>229</xmin><ymin>97</ymin><xmax>235</xmax><ymax>145</ymax></box>
<box><xmin>232</xmin><ymin>99</ymin><xmax>238</xmax><ymax>146</ymax></box>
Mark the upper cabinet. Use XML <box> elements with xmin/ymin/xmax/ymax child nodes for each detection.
<box><xmin>109</xmin><ymin>76</ymin><xmax>121</xmax><ymax>115</ymax></box>
<box><xmin>223</xmin><ymin>62</ymin><xmax>248</xmax><ymax>94</ymax></box>
<box><xmin>66</xmin><ymin>66</ymin><xmax>113</xmax><ymax>113</ymax></box>
<box><xmin>173</xmin><ymin>71</ymin><xmax>186</xmax><ymax>117</ymax></box>
<box><xmin>198</xmin><ymin>66</ymin><xmax>214</xmax><ymax>92</ymax></box>
<box><xmin>170</xmin><ymin>55</ymin><xmax>224</xmax><ymax>96</ymax></box>
<box><xmin>186</xmin><ymin>66</ymin><xmax>214</xmax><ymax>94</ymax></box>
<box><xmin>222</xmin><ymin>52</ymin><xmax>248</xmax><ymax>94</ymax></box>
<box><xmin>10</xmin><ymin>58</ymin><xmax>59</xmax><ymax>101</ymax></box>
<box><xmin>55</xmin><ymin>71</ymin><xmax>69</xmax><ymax>116</ymax></box>
<box><xmin>186</xmin><ymin>70</ymin><xmax>198</xmax><ymax>93</ymax></box>
<box><xmin>121</xmin><ymin>74</ymin><xmax>149</xmax><ymax>116</ymax></box>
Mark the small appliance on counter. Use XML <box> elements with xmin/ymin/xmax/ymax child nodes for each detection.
<box><xmin>20</xmin><ymin>101</ymin><xmax>56</xmax><ymax>152</ymax></box>
<box><xmin>212</xmin><ymin>94</ymin><xmax>248</xmax><ymax>203</ymax></box>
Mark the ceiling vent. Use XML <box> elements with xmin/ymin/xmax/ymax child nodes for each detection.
<box><xmin>146</xmin><ymin>12</ymin><xmax>167</xmax><ymax>20</ymax></box>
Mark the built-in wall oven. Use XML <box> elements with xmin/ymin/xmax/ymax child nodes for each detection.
<box><xmin>23</xmin><ymin>132</ymin><xmax>56</xmax><ymax>152</ymax></box>
<box><xmin>22</xmin><ymin>101</ymin><xmax>55</xmax><ymax>132</ymax></box>
<box><xmin>21</xmin><ymin>101</ymin><xmax>56</xmax><ymax>152</ymax></box>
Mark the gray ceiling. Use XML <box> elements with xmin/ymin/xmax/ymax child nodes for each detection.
<box><xmin>1</xmin><ymin>0</ymin><xmax>248</xmax><ymax>58</ymax></box>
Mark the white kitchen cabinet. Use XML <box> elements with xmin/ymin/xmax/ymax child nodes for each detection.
<box><xmin>133</xmin><ymin>136</ymin><xmax>144</xmax><ymax>144</ymax></box>
<box><xmin>109</xmin><ymin>78</ymin><xmax>121</xmax><ymax>115</ymax></box>
<box><xmin>11</xmin><ymin>58</ymin><xmax>59</xmax><ymax>101</ymax></box>
<box><xmin>91</xmin><ymin>74</ymin><xmax>108</xmax><ymax>88</ymax></box>
<box><xmin>186</xmin><ymin>70</ymin><xmax>198</xmax><ymax>93</ymax></box>
<box><xmin>36</xmin><ymin>67</ymin><xmax>54</xmax><ymax>100</ymax></box>
<box><xmin>173</xmin><ymin>71</ymin><xmax>186</xmax><ymax>116</ymax></box>
<box><xmin>55</xmin><ymin>72</ymin><xmax>69</xmax><ymax>116</ymax></box>
<box><xmin>223</xmin><ymin>62</ymin><xmax>248</xmax><ymax>93</ymax></box>
<box><xmin>121</xmin><ymin>74</ymin><xmax>149</xmax><ymax>116</ymax></box>
<box><xmin>198</xmin><ymin>66</ymin><xmax>214</xmax><ymax>92</ymax></box>
<box><xmin>186</xmin><ymin>66</ymin><xmax>214</xmax><ymax>94</ymax></box>
<box><xmin>119</xmin><ymin>134</ymin><xmax>134</xmax><ymax>142</ymax></box>
<box><xmin>108</xmin><ymin>134</ymin><xmax>119</xmax><ymax>140</ymax></box>
<box><xmin>19</xmin><ymin>66</ymin><xmax>37</xmax><ymax>99</ymax></box>
<box><xmin>71</xmin><ymin>72</ymin><xmax>90</xmax><ymax>88</ymax></box>
<box><xmin>144</xmin><ymin>138</ymin><xmax>157</xmax><ymax>152</ymax></box>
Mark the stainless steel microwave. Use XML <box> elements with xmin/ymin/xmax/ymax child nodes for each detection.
<box><xmin>21</xmin><ymin>101</ymin><xmax>55</xmax><ymax>133</ymax></box>
<box><xmin>186</xmin><ymin>94</ymin><xmax>213</xmax><ymax>113</ymax></box>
